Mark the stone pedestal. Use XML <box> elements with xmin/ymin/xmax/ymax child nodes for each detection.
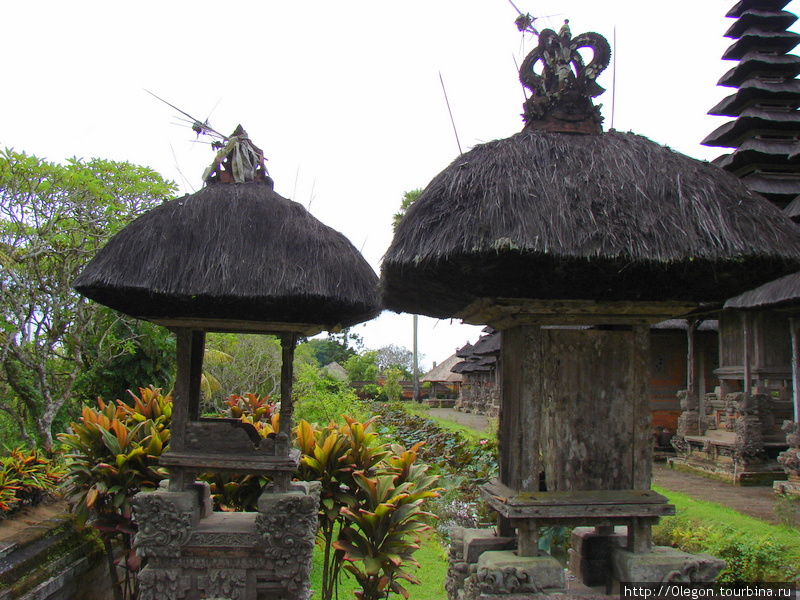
<box><xmin>133</xmin><ymin>480</ymin><xmax>320</xmax><ymax>600</ymax></box>
<box><xmin>610</xmin><ymin>546</ymin><xmax>725</xmax><ymax>588</ymax></box>
<box><xmin>462</xmin><ymin>551</ymin><xmax>566</xmax><ymax>600</ymax></box>
<box><xmin>447</xmin><ymin>528</ymin><xmax>517</xmax><ymax>600</ymax></box>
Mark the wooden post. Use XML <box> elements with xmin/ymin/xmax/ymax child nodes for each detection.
<box><xmin>791</xmin><ymin>318</ymin><xmax>800</xmax><ymax>423</ymax></box>
<box><xmin>413</xmin><ymin>314</ymin><xmax>420</xmax><ymax>402</ymax></box>
<box><xmin>169</xmin><ymin>328</ymin><xmax>204</xmax><ymax>492</ymax></box>
<box><xmin>279</xmin><ymin>332</ymin><xmax>298</xmax><ymax>439</ymax></box>
<box><xmin>686</xmin><ymin>317</ymin><xmax>698</xmax><ymax>402</ymax></box>
<box><xmin>742</xmin><ymin>312</ymin><xmax>752</xmax><ymax>398</ymax></box>
<box><xmin>516</xmin><ymin>520</ymin><xmax>539</xmax><ymax>557</ymax></box>
<box><xmin>171</xmin><ymin>328</ymin><xmax>205</xmax><ymax>452</ymax></box>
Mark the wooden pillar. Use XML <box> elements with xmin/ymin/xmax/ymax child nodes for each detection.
<box><xmin>791</xmin><ymin>317</ymin><xmax>800</xmax><ymax>423</ymax></box>
<box><xmin>686</xmin><ymin>317</ymin><xmax>698</xmax><ymax>401</ymax></box>
<box><xmin>279</xmin><ymin>332</ymin><xmax>298</xmax><ymax>439</ymax></box>
<box><xmin>742</xmin><ymin>312</ymin><xmax>752</xmax><ymax>398</ymax></box>
<box><xmin>171</xmin><ymin>328</ymin><xmax>205</xmax><ymax>452</ymax></box>
<box><xmin>499</xmin><ymin>326</ymin><xmax>542</xmax><ymax>493</ymax></box>
<box><xmin>631</xmin><ymin>324</ymin><xmax>653</xmax><ymax>490</ymax></box>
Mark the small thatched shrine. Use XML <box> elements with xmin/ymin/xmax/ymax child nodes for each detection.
<box><xmin>383</xmin><ymin>19</ymin><xmax>800</xmax><ymax>598</ymax></box>
<box><xmin>74</xmin><ymin>127</ymin><xmax>380</xmax><ymax>600</ymax></box>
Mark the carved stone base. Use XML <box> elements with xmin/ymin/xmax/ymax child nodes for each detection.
<box><xmin>773</xmin><ymin>477</ymin><xmax>800</xmax><ymax>497</ymax></box>
<box><xmin>462</xmin><ymin>551</ymin><xmax>566</xmax><ymax>600</ymax></box>
<box><xmin>610</xmin><ymin>546</ymin><xmax>725</xmax><ymax>587</ymax></box>
<box><xmin>134</xmin><ymin>481</ymin><xmax>320</xmax><ymax>600</ymax></box>
<box><xmin>447</xmin><ymin>528</ymin><xmax>517</xmax><ymax>600</ymax></box>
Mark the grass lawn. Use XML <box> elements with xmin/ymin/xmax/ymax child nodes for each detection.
<box><xmin>653</xmin><ymin>485</ymin><xmax>800</xmax><ymax>548</ymax></box>
<box><xmin>308</xmin><ymin>530</ymin><xmax>448</xmax><ymax>600</ymax></box>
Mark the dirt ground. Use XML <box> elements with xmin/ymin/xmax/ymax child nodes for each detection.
<box><xmin>0</xmin><ymin>499</ymin><xmax>70</xmax><ymax>542</ymax></box>
<box><xmin>430</xmin><ymin>407</ymin><xmax>798</xmax><ymax>527</ymax></box>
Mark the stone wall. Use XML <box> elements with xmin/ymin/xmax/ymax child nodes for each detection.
<box><xmin>0</xmin><ymin>511</ymin><xmax>110</xmax><ymax>600</ymax></box>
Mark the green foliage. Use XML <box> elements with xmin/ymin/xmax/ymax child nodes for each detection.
<box><xmin>58</xmin><ymin>386</ymin><xmax>173</xmax><ymax>600</ymax></box>
<box><xmin>344</xmin><ymin>351</ymin><xmax>379</xmax><ymax>382</ymax></box>
<box><xmin>0</xmin><ymin>148</ymin><xmax>176</xmax><ymax>450</ymax></box>
<box><xmin>204</xmin><ymin>333</ymin><xmax>282</xmax><ymax>406</ymax></box>
<box><xmin>370</xmin><ymin>403</ymin><xmax>499</xmax><ymax>532</ymax></box>
<box><xmin>301</xmin><ymin>329</ymin><xmax>363</xmax><ymax>368</ymax></box>
<box><xmin>294</xmin><ymin>363</ymin><xmax>368</xmax><ymax>426</ymax></box>
<box><xmin>653</xmin><ymin>512</ymin><xmax>800</xmax><ymax>584</ymax></box>
<box><xmin>376</xmin><ymin>345</ymin><xmax>417</xmax><ymax>378</ymax></box>
<box><xmin>296</xmin><ymin>417</ymin><xmax>439</xmax><ymax>600</ymax></box>
<box><xmin>73</xmin><ymin>309</ymin><xmax>176</xmax><ymax>406</ymax></box>
<box><xmin>335</xmin><ymin>462</ymin><xmax>438</xmax><ymax>600</ymax></box>
<box><xmin>392</xmin><ymin>189</ymin><xmax>422</xmax><ymax>233</ymax></box>
<box><xmin>58</xmin><ymin>386</ymin><xmax>171</xmax><ymax>528</ymax></box>
<box><xmin>0</xmin><ymin>445</ymin><xmax>64</xmax><ymax>515</ymax></box>
<box><xmin>383</xmin><ymin>368</ymin><xmax>404</xmax><ymax>403</ymax></box>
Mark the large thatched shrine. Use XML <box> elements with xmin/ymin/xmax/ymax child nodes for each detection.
<box><xmin>74</xmin><ymin>127</ymin><xmax>380</xmax><ymax>600</ymax></box>
<box><xmin>383</xmin><ymin>18</ymin><xmax>800</xmax><ymax>598</ymax></box>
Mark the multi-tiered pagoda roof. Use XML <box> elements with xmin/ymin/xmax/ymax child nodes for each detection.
<box><xmin>703</xmin><ymin>0</ymin><xmax>800</xmax><ymax>210</ymax></box>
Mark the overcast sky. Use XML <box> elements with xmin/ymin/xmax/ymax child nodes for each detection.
<box><xmin>2</xmin><ymin>1</ymin><xmax>797</xmax><ymax>370</ymax></box>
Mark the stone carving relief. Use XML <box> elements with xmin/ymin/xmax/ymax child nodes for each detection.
<box><xmin>463</xmin><ymin>566</ymin><xmax>540</xmax><ymax>599</ymax></box>
<box><xmin>661</xmin><ymin>555</ymin><xmax>726</xmax><ymax>583</ymax></box>
<box><xmin>205</xmin><ymin>569</ymin><xmax>246</xmax><ymax>600</ymax></box>
<box><xmin>132</xmin><ymin>494</ymin><xmax>194</xmax><ymax>557</ymax></box>
<box><xmin>255</xmin><ymin>493</ymin><xmax>319</xmax><ymax>594</ymax></box>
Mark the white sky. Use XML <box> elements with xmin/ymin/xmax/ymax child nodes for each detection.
<box><xmin>2</xmin><ymin>1</ymin><xmax>797</xmax><ymax>370</ymax></box>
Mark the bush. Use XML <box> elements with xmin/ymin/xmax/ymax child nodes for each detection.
<box><xmin>0</xmin><ymin>446</ymin><xmax>64</xmax><ymax>515</ymax></box>
<box><xmin>294</xmin><ymin>363</ymin><xmax>369</xmax><ymax>426</ymax></box>
<box><xmin>654</xmin><ymin>512</ymin><xmax>800</xmax><ymax>584</ymax></box>
<box><xmin>370</xmin><ymin>403</ymin><xmax>499</xmax><ymax>533</ymax></box>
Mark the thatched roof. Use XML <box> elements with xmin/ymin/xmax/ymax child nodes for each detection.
<box><xmin>724</xmin><ymin>270</ymin><xmax>800</xmax><ymax>310</ymax></box>
<box><xmin>421</xmin><ymin>354</ymin><xmax>463</xmax><ymax>383</ymax></box>
<box><xmin>324</xmin><ymin>362</ymin><xmax>349</xmax><ymax>381</ymax></box>
<box><xmin>382</xmin><ymin>129</ymin><xmax>800</xmax><ymax>319</ymax></box>
<box><xmin>75</xmin><ymin>182</ymin><xmax>380</xmax><ymax>331</ymax></box>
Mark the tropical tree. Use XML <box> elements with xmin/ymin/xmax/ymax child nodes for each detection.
<box><xmin>0</xmin><ymin>149</ymin><xmax>175</xmax><ymax>450</ymax></box>
<box><xmin>343</xmin><ymin>350</ymin><xmax>379</xmax><ymax>382</ymax></box>
<box><xmin>375</xmin><ymin>344</ymin><xmax>423</xmax><ymax>378</ymax></box>
<box><xmin>204</xmin><ymin>333</ymin><xmax>282</xmax><ymax>404</ymax></box>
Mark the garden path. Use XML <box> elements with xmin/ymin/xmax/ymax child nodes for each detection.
<box><xmin>428</xmin><ymin>408</ymin><xmax>796</xmax><ymax>527</ymax></box>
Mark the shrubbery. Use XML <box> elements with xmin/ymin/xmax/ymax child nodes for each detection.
<box><xmin>0</xmin><ymin>446</ymin><xmax>64</xmax><ymax>515</ymax></box>
<box><xmin>57</xmin><ymin>381</ymin><xmax>437</xmax><ymax>600</ymax></box>
<box><xmin>654</xmin><ymin>512</ymin><xmax>800</xmax><ymax>585</ymax></box>
<box><xmin>369</xmin><ymin>402</ymin><xmax>498</xmax><ymax>532</ymax></box>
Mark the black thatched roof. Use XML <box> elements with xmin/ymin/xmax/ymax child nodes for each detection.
<box><xmin>382</xmin><ymin>129</ymin><xmax>800</xmax><ymax>319</ymax></box>
<box><xmin>724</xmin><ymin>270</ymin><xmax>800</xmax><ymax>310</ymax></box>
<box><xmin>75</xmin><ymin>183</ymin><xmax>380</xmax><ymax>330</ymax></box>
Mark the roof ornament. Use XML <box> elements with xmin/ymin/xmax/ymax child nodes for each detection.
<box><xmin>519</xmin><ymin>19</ymin><xmax>611</xmax><ymax>133</ymax></box>
<box><xmin>202</xmin><ymin>125</ymin><xmax>274</xmax><ymax>187</ymax></box>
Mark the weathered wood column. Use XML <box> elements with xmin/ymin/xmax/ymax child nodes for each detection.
<box><xmin>499</xmin><ymin>323</ymin><xmax>652</xmax><ymax>496</ymax></box>
<box><xmin>169</xmin><ymin>327</ymin><xmax>205</xmax><ymax>491</ymax></box>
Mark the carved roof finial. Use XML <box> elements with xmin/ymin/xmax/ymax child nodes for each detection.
<box><xmin>202</xmin><ymin>125</ymin><xmax>274</xmax><ymax>187</ymax></box>
<box><xmin>519</xmin><ymin>20</ymin><xmax>611</xmax><ymax>133</ymax></box>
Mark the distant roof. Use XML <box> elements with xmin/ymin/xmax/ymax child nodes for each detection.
<box><xmin>421</xmin><ymin>354</ymin><xmax>463</xmax><ymax>383</ymax></box>
<box><xmin>724</xmin><ymin>271</ymin><xmax>800</xmax><ymax>310</ymax></box>
<box><xmin>324</xmin><ymin>361</ymin><xmax>349</xmax><ymax>381</ymax></box>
